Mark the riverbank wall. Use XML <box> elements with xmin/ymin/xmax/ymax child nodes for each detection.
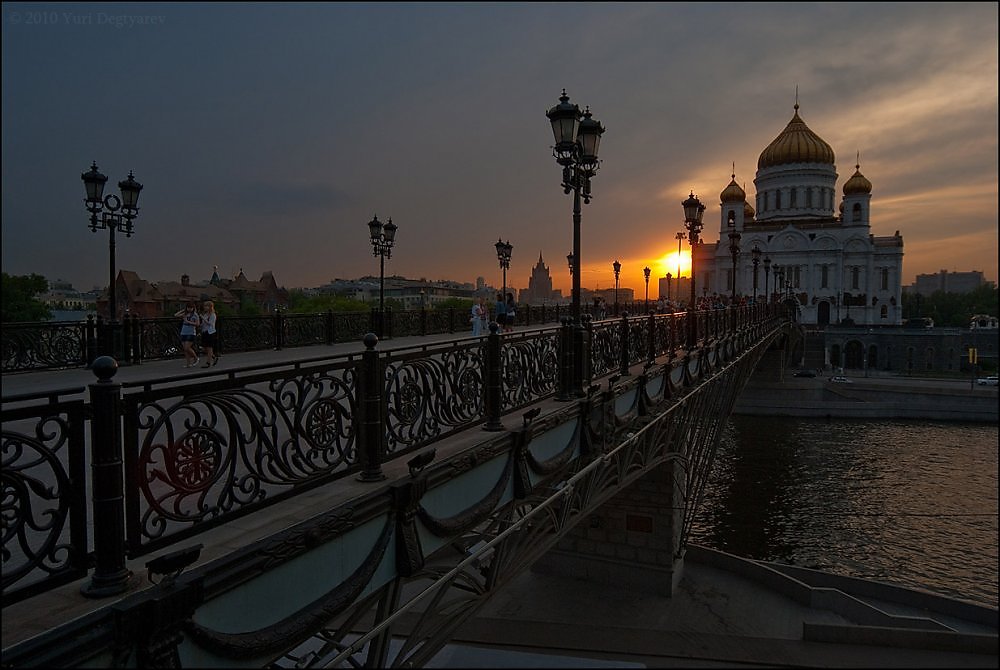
<box><xmin>735</xmin><ymin>353</ymin><xmax>999</xmax><ymax>422</ymax></box>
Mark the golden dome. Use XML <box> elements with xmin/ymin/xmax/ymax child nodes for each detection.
<box><xmin>758</xmin><ymin>104</ymin><xmax>835</xmax><ymax>169</ymax></box>
<box><xmin>843</xmin><ymin>164</ymin><xmax>872</xmax><ymax>195</ymax></box>
<box><xmin>720</xmin><ymin>174</ymin><xmax>745</xmax><ymax>203</ymax></box>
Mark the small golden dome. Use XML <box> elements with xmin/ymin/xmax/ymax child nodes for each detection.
<box><xmin>720</xmin><ymin>174</ymin><xmax>745</xmax><ymax>203</ymax></box>
<box><xmin>758</xmin><ymin>104</ymin><xmax>835</xmax><ymax>169</ymax></box>
<box><xmin>744</xmin><ymin>200</ymin><xmax>755</xmax><ymax>218</ymax></box>
<box><xmin>843</xmin><ymin>164</ymin><xmax>872</xmax><ymax>195</ymax></box>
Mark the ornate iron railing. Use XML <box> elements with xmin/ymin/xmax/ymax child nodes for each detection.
<box><xmin>1</xmin><ymin>389</ymin><xmax>89</xmax><ymax>605</ymax></box>
<box><xmin>1</xmin><ymin>304</ymin><xmax>782</xmax><ymax>604</ymax></box>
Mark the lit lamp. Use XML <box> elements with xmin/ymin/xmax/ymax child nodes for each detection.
<box><xmin>763</xmin><ymin>254</ymin><xmax>771</xmax><ymax>302</ymax></box>
<box><xmin>495</xmin><ymin>238</ymin><xmax>513</xmax><ymax>299</ymax></box>
<box><xmin>612</xmin><ymin>259</ymin><xmax>621</xmax><ymax>315</ymax></box>
<box><xmin>682</xmin><ymin>192</ymin><xmax>706</xmax><ymax>346</ymax></box>
<box><xmin>674</xmin><ymin>231</ymin><xmax>684</xmax><ymax>301</ymax></box>
<box><xmin>547</xmin><ymin>90</ymin><xmax>605</xmax><ymax>397</ymax></box>
<box><xmin>82</xmin><ymin>162</ymin><xmax>143</xmax><ymax>323</ymax></box>
<box><xmin>751</xmin><ymin>245</ymin><xmax>762</xmax><ymax>302</ymax></box>
<box><xmin>368</xmin><ymin>214</ymin><xmax>398</xmax><ymax>337</ymax></box>
<box><xmin>727</xmin><ymin>210</ymin><xmax>741</xmax><ymax>303</ymax></box>
<box><xmin>643</xmin><ymin>266</ymin><xmax>651</xmax><ymax>313</ymax></box>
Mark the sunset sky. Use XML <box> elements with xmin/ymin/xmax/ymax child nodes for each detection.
<box><xmin>2</xmin><ymin>2</ymin><xmax>997</xmax><ymax>297</ymax></box>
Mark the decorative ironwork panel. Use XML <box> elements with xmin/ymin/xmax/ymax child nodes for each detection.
<box><xmin>1</xmin><ymin>395</ymin><xmax>88</xmax><ymax>604</ymax></box>
<box><xmin>123</xmin><ymin>361</ymin><xmax>360</xmax><ymax>553</ymax></box>
<box><xmin>383</xmin><ymin>341</ymin><xmax>486</xmax><ymax>455</ymax></box>
<box><xmin>391</xmin><ymin>310</ymin><xmax>423</xmax><ymax>338</ymax></box>
<box><xmin>138</xmin><ymin>317</ymin><xmax>187</xmax><ymax>361</ymax></box>
<box><xmin>283</xmin><ymin>314</ymin><xmax>326</xmax><ymax>348</ymax></box>
<box><xmin>330</xmin><ymin>312</ymin><xmax>372</xmax><ymax>343</ymax></box>
<box><xmin>631</xmin><ymin>318</ymin><xmax>651</xmax><ymax>366</ymax></box>
<box><xmin>1</xmin><ymin>321</ymin><xmax>87</xmax><ymax>372</ymax></box>
<box><xmin>217</xmin><ymin>315</ymin><xmax>275</xmax><ymax>353</ymax></box>
<box><xmin>425</xmin><ymin>309</ymin><xmax>460</xmax><ymax>336</ymax></box>
<box><xmin>589</xmin><ymin>321</ymin><xmax>620</xmax><ymax>378</ymax></box>
<box><xmin>500</xmin><ymin>331</ymin><xmax>560</xmax><ymax>411</ymax></box>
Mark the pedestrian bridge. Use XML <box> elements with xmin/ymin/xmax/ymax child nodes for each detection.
<box><xmin>2</xmin><ymin>305</ymin><xmax>795</xmax><ymax>667</ymax></box>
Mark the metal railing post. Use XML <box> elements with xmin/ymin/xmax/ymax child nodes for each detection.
<box><xmin>357</xmin><ymin>333</ymin><xmax>387</xmax><ymax>482</ymax></box>
<box><xmin>483</xmin><ymin>322</ymin><xmax>504</xmax><ymax>431</ymax></box>
<box><xmin>82</xmin><ymin>356</ymin><xmax>134</xmax><ymax>597</ymax></box>
<box><xmin>648</xmin><ymin>311</ymin><xmax>656</xmax><ymax>362</ymax></box>
<box><xmin>325</xmin><ymin>309</ymin><xmax>334</xmax><ymax>345</ymax></box>
<box><xmin>619</xmin><ymin>313</ymin><xmax>630</xmax><ymax>376</ymax></box>
<box><xmin>273</xmin><ymin>308</ymin><xmax>284</xmax><ymax>350</ymax></box>
<box><xmin>556</xmin><ymin>318</ymin><xmax>573</xmax><ymax>401</ymax></box>
<box><xmin>85</xmin><ymin>314</ymin><xmax>98</xmax><ymax>367</ymax></box>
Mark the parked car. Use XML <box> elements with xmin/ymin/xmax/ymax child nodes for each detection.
<box><xmin>793</xmin><ymin>370</ymin><xmax>817</xmax><ymax>378</ymax></box>
<box><xmin>977</xmin><ymin>376</ymin><xmax>999</xmax><ymax>386</ymax></box>
<box><xmin>828</xmin><ymin>376</ymin><xmax>853</xmax><ymax>383</ymax></box>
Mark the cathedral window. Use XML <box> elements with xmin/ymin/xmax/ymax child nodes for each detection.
<box><xmin>880</xmin><ymin>305</ymin><xmax>888</xmax><ymax>319</ymax></box>
<box><xmin>880</xmin><ymin>268</ymin><xmax>889</xmax><ymax>290</ymax></box>
<box><xmin>821</xmin><ymin>265</ymin><xmax>829</xmax><ymax>288</ymax></box>
<box><xmin>790</xmin><ymin>189</ymin><xmax>797</xmax><ymax>207</ymax></box>
<box><xmin>806</xmin><ymin>187</ymin><xmax>813</xmax><ymax>207</ymax></box>
<box><xmin>851</xmin><ymin>267</ymin><xmax>860</xmax><ymax>289</ymax></box>
<box><xmin>775</xmin><ymin>190</ymin><xmax>782</xmax><ymax>209</ymax></box>
<box><xmin>852</xmin><ymin>203</ymin><xmax>862</xmax><ymax>222</ymax></box>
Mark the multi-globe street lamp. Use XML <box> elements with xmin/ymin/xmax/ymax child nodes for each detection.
<box><xmin>495</xmin><ymin>238</ymin><xmax>513</xmax><ymax>299</ymax></box>
<box><xmin>727</xmin><ymin>210</ymin><xmax>741</xmax><ymax>303</ymax></box>
<box><xmin>675</xmin><ymin>231</ymin><xmax>684</xmax><ymax>301</ymax></box>
<box><xmin>81</xmin><ymin>162</ymin><xmax>143</xmax><ymax>323</ymax></box>
<box><xmin>682</xmin><ymin>193</ymin><xmax>706</xmax><ymax>346</ymax></box>
<box><xmin>751</xmin><ymin>244</ymin><xmax>762</xmax><ymax>302</ymax></box>
<box><xmin>612</xmin><ymin>259</ymin><xmax>621</xmax><ymax>315</ymax></box>
<box><xmin>367</xmin><ymin>214</ymin><xmax>398</xmax><ymax>337</ymax></box>
<box><xmin>763</xmin><ymin>254</ymin><xmax>772</xmax><ymax>303</ymax></box>
<box><xmin>643</xmin><ymin>266</ymin><xmax>651</xmax><ymax>313</ymax></box>
<box><xmin>547</xmin><ymin>89</ymin><xmax>605</xmax><ymax>397</ymax></box>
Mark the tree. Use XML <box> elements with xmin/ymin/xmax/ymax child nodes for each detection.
<box><xmin>1</xmin><ymin>273</ymin><xmax>51</xmax><ymax>323</ymax></box>
<box><xmin>903</xmin><ymin>283</ymin><xmax>999</xmax><ymax>327</ymax></box>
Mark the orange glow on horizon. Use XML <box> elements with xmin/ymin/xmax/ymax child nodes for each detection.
<box><xmin>655</xmin><ymin>250</ymin><xmax>691</xmax><ymax>280</ymax></box>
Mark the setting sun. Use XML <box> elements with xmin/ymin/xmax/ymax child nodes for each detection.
<box><xmin>656</xmin><ymin>250</ymin><xmax>691</xmax><ymax>279</ymax></box>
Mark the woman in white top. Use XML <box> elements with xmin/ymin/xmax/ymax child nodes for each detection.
<box><xmin>199</xmin><ymin>301</ymin><xmax>219</xmax><ymax>367</ymax></box>
<box><xmin>471</xmin><ymin>298</ymin><xmax>487</xmax><ymax>336</ymax></box>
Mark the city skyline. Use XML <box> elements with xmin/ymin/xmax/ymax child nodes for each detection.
<box><xmin>2</xmin><ymin>3</ymin><xmax>997</xmax><ymax>295</ymax></box>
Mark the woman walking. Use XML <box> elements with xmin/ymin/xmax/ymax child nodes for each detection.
<box><xmin>199</xmin><ymin>300</ymin><xmax>219</xmax><ymax>367</ymax></box>
<box><xmin>174</xmin><ymin>301</ymin><xmax>201</xmax><ymax>367</ymax></box>
<box><xmin>471</xmin><ymin>297</ymin><xmax>487</xmax><ymax>336</ymax></box>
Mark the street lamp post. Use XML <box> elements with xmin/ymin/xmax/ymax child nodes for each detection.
<box><xmin>495</xmin><ymin>238</ymin><xmax>513</xmax><ymax>299</ymax></box>
<box><xmin>567</xmin><ymin>252</ymin><xmax>574</xmax><ymax>276</ymax></box>
<box><xmin>666</xmin><ymin>272</ymin><xmax>672</xmax><ymax>306</ymax></box>
<box><xmin>682</xmin><ymin>193</ymin><xmax>706</xmax><ymax>347</ymax></box>
<box><xmin>367</xmin><ymin>214</ymin><xmax>398</xmax><ymax>337</ymax></box>
<box><xmin>727</xmin><ymin>210</ymin><xmax>741</xmax><ymax>304</ymax></box>
<box><xmin>547</xmin><ymin>90</ymin><xmax>605</xmax><ymax>397</ymax></box>
<box><xmin>750</xmin><ymin>245</ymin><xmax>761</xmax><ymax>303</ymax></box>
<box><xmin>773</xmin><ymin>264</ymin><xmax>781</xmax><ymax>304</ymax></box>
<box><xmin>612</xmin><ymin>259</ymin><xmax>621</xmax><ymax>315</ymax></box>
<box><xmin>643</xmin><ymin>266</ymin><xmax>650</xmax><ymax>313</ymax></box>
<box><xmin>675</xmin><ymin>231</ymin><xmax>684</xmax><ymax>301</ymax></box>
<box><xmin>763</xmin><ymin>255</ymin><xmax>771</xmax><ymax>303</ymax></box>
<box><xmin>81</xmin><ymin>162</ymin><xmax>143</xmax><ymax>324</ymax></box>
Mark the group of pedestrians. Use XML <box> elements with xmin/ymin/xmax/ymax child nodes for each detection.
<box><xmin>174</xmin><ymin>300</ymin><xmax>220</xmax><ymax>368</ymax></box>
<box><xmin>470</xmin><ymin>293</ymin><xmax>517</xmax><ymax>336</ymax></box>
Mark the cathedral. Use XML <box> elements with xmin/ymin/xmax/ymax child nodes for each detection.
<box><xmin>696</xmin><ymin>103</ymin><xmax>904</xmax><ymax>326</ymax></box>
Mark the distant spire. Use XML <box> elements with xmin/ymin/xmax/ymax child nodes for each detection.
<box><xmin>795</xmin><ymin>85</ymin><xmax>799</xmax><ymax>111</ymax></box>
<box><xmin>856</xmin><ymin>150</ymin><xmax>861</xmax><ymax>169</ymax></box>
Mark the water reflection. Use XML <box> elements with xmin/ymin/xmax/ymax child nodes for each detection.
<box><xmin>689</xmin><ymin>416</ymin><xmax>999</xmax><ymax>608</ymax></box>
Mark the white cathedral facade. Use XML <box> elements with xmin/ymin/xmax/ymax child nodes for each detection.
<box><xmin>696</xmin><ymin>103</ymin><xmax>904</xmax><ymax>326</ymax></box>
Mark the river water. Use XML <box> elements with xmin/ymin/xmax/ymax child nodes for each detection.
<box><xmin>688</xmin><ymin>416</ymin><xmax>999</xmax><ymax>608</ymax></box>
